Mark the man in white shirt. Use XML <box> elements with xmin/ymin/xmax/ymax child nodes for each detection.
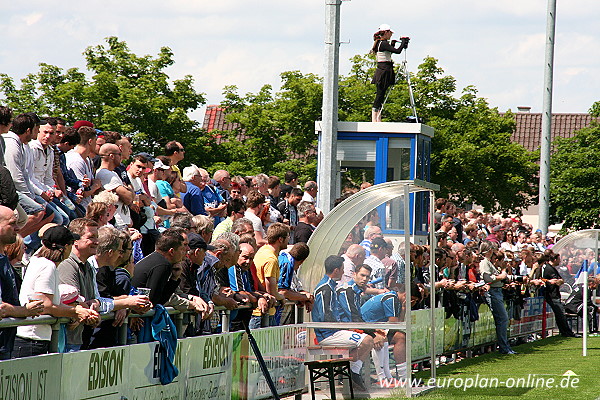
<box><xmin>147</xmin><ymin>157</ymin><xmax>170</xmax><ymax>203</ymax></box>
<box><xmin>95</xmin><ymin>144</ymin><xmax>134</xmax><ymax>229</ymax></box>
<box><xmin>302</xmin><ymin>181</ymin><xmax>318</xmax><ymax>203</ymax></box>
<box><xmin>28</xmin><ymin>121</ymin><xmax>74</xmax><ymax>225</ymax></box>
<box><xmin>244</xmin><ymin>190</ymin><xmax>267</xmax><ymax>247</ymax></box>
<box><xmin>364</xmin><ymin>237</ymin><xmax>389</xmax><ymax>290</ymax></box>
<box><xmin>2</xmin><ymin>114</ymin><xmax>54</xmax><ymax>243</ymax></box>
<box><xmin>65</xmin><ymin>126</ymin><xmax>102</xmax><ymax>208</ymax></box>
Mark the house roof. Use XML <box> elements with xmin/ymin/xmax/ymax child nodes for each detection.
<box><xmin>203</xmin><ymin>105</ymin><xmax>239</xmax><ymax>133</ymax></box>
<box><xmin>507</xmin><ymin>112</ymin><xmax>598</xmax><ymax>152</ymax></box>
<box><xmin>202</xmin><ymin>105</ymin><xmax>245</xmax><ymax>145</ymax></box>
<box><xmin>202</xmin><ymin>105</ymin><xmax>315</xmax><ymax>159</ymax></box>
<box><xmin>203</xmin><ymin>105</ymin><xmax>598</xmax><ymax>153</ymax></box>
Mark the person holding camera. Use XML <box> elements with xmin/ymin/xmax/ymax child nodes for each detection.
<box><xmin>540</xmin><ymin>249</ymin><xmax>580</xmax><ymax>337</ymax></box>
<box><xmin>370</xmin><ymin>24</ymin><xmax>409</xmax><ymax>122</ymax></box>
<box><xmin>479</xmin><ymin>241</ymin><xmax>516</xmax><ymax>354</ymax></box>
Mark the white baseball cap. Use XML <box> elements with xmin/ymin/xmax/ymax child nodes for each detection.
<box><xmin>378</xmin><ymin>24</ymin><xmax>393</xmax><ymax>32</ymax></box>
<box><xmin>153</xmin><ymin>159</ymin><xmax>170</xmax><ymax>170</ymax></box>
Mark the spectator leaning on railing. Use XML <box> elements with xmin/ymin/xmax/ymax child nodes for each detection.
<box><xmin>0</xmin><ymin>205</ymin><xmax>44</xmax><ymax>360</ymax></box>
<box><xmin>88</xmin><ymin>226</ymin><xmax>152</xmax><ymax>349</ymax></box>
<box><xmin>250</xmin><ymin>223</ymin><xmax>290</xmax><ymax>329</ymax></box>
<box><xmin>479</xmin><ymin>240</ymin><xmax>516</xmax><ymax>355</ymax></box>
<box><xmin>15</xmin><ymin>225</ymin><xmax>100</xmax><ymax>358</ymax></box>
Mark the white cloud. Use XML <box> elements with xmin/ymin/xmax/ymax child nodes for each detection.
<box><xmin>23</xmin><ymin>12</ymin><xmax>43</xmax><ymax>26</ymax></box>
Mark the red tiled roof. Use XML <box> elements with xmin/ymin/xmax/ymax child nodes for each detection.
<box><xmin>201</xmin><ymin>105</ymin><xmax>315</xmax><ymax>159</ymax></box>
<box><xmin>202</xmin><ymin>105</ymin><xmax>244</xmax><ymax>144</ymax></box>
<box><xmin>203</xmin><ymin>105</ymin><xmax>240</xmax><ymax>133</ymax></box>
<box><xmin>505</xmin><ymin>112</ymin><xmax>599</xmax><ymax>152</ymax></box>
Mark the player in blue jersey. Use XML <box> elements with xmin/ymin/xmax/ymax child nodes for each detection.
<box><xmin>361</xmin><ymin>283</ymin><xmax>420</xmax><ymax>379</ymax></box>
<box><xmin>313</xmin><ymin>255</ymin><xmax>374</xmax><ymax>391</ymax></box>
<box><xmin>337</xmin><ymin>263</ymin><xmax>391</xmax><ymax>381</ymax></box>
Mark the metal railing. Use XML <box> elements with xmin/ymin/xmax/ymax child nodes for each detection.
<box><xmin>0</xmin><ymin>301</ymin><xmax>302</xmax><ymax>353</ymax></box>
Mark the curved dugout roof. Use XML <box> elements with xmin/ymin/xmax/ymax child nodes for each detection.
<box><xmin>552</xmin><ymin>229</ymin><xmax>600</xmax><ymax>253</ymax></box>
<box><xmin>299</xmin><ymin>179</ymin><xmax>439</xmax><ymax>292</ymax></box>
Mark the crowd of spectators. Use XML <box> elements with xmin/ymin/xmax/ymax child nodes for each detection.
<box><xmin>0</xmin><ymin>108</ymin><xmax>320</xmax><ymax>359</ymax></box>
<box><xmin>0</xmin><ymin>108</ymin><xmax>596</xmax><ymax>381</ymax></box>
<box><xmin>310</xmin><ymin>195</ymin><xmax>597</xmax><ymax>388</ymax></box>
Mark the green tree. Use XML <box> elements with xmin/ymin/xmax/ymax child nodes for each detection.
<box><xmin>217</xmin><ymin>70</ymin><xmax>322</xmax><ymax>181</ymax></box>
<box><xmin>549</xmin><ymin>120</ymin><xmax>600</xmax><ymax>230</ymax></box>
<box><xmin>429</xmin><ymin>89</ymin><xmax>538</xmax><ymax>213</ymax></box>
<box><xmin>0</xmin><ymin>37</ymin><xmax>206</xmax><ymax>156</ymax></box>
<box><xmin>0</xmin><ymin>39</ymin><xmax>538</xmax><ymax>213</ymax></box>
<box><xmin>214</xmin><ymin>54</ymin><xmax>537</xmax><ymax>212</ymax></box>
<box><xmin>339</xmin><ymin>55</ymin><xmax>537</xmax><ymax>212</ymax></box>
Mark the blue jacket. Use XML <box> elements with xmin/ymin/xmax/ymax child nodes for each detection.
<box><xmin>151</xmin><ymin>305</ymin><xmax>179</xmax><ymax>385</ymax></box>
<box><xmin>182</xmin><ymin>182</ymin><xmax>207</xmax><ymax>216</ymax></box>
<box><xmin>312</xmin><ymin>275</ymin><xmax>342</xmax><ymax>342</ymax></box>
<box><xmin>336</xmin><ymin>280</ymin><xmax>365</xmax><ymax>323</ymax></box>
<box><xmin>278</xmin><ymin>251</ymin><xmax>295</xmax><ymax>290</ymax></box>
<box><xmin>361</xmin><ymin>291</ymin><xmax>401</xmax><ymax>322</ymax></box>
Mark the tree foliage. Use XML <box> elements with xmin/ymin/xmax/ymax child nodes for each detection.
<box><xmin>218</xmin><ymin>70</ymin><xmax>322</xmax><ymax>182</ymax></box>
<box><xmin>0</xmin><ymin>37</ymin><xmax>206</xmax><ymax>156</ymax></box>
<box><xmin>429</xmin><ymin>90</ymin><xmax>538</xmax><ymax>213</ymax></box>
<box><xmin>549</xmin><ymin>121</ymin><xmax>600</xmax><ymax>230</ymax></box>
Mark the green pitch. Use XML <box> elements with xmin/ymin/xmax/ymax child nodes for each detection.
<box><xmin>377</xmin><ymin>335</ymin><xmax>600</xmax><ymax>399</ymax></box>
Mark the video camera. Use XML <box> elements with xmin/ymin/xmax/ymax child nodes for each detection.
<box><xmin>505</xmin><ymin>274</ymin><xmax>525</xmax><ymax>284</ymax></box>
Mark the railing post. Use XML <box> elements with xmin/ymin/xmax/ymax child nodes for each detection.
<box><xmin>541</xmin><ymin>298</ymin><xmax>548</xmax><ymax>339</ymax></box>
<box><xmin>175</xmin><ymin>311</ymin><xmax>185</xmax><ymax>339</ymax></box>
<box><xmin>117</xmin><ymin>317</ymin><xmax>129</xmax><ymax>345</ymax></box>
<box><xmin>221</xmin><ymin>310</ymin><xmax>230</xmax><ymax>333</ymax></box>
<box><xmin>50</xmin><ymin>319</ymin><xmax>62</xmax><ymax>353</ymax></box>
<box><xmin>296</xmin><ymin>304</ymin><xmax>306</xmax><ymax>400</ymax></box>
<box><xmin>295</xmin><ymin>303</ymin><xmax>305</xmax><ymax>324</ymax></box>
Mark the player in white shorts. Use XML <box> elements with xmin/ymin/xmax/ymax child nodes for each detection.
<box><xmin>312</xmin><ymin>256</ymin><xmax>374</xmax><ymax>391</ymax></box>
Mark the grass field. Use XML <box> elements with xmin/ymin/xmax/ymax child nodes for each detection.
<box><xmin>375</xmin><ymin>336</ymin><xmax>600</xmax><ymax>399</ymax></box>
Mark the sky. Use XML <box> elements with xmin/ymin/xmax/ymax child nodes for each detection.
<box><xmin>1</xmin><ymin>0</ymin><xmax>599</xmax><ymax>121</ymax></box>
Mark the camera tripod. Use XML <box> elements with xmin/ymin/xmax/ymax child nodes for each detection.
<box><xmin>380</xmin><ymin>50</ymin><xmax>418</xmax><ymax>122</ymax></box>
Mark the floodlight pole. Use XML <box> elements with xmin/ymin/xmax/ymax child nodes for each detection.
<box><xmin>538</xmin><ymin>0</ymin><xmax>557</xmax><ymax>234</ymax></box>
<box><xmin>317</xmin><ymin>0</ymin><xmax>342</xmax><ymax>214</ymax></box>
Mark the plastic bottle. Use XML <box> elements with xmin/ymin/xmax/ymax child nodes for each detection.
<box><xmin>54</xmin><ymin>185</ymin><xmax>77</xmax><ymax>211</ymax></box>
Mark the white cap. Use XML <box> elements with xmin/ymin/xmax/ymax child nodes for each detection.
<box><xmin>378</xmin><ymin>24</ymin><xmax>392</xmax><ymax>32</ymax></box>
<box><xmin>153</xmin><ymin>159</ymin><xmax>170</xmax><ymax>170</ymax></box>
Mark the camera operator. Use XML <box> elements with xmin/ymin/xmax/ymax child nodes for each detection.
<box><xmin>370</xmin><ymin>24</ymin><xmax>409</xmax><ymax>122</ymax></box>
<box><xmin>565</xmin><ymin>277</ymin><xmax>600</xmax><ymax>332</ymax></box>
<box><xmin>499</xmin><ymin>251</ymin><xmax>527</xmax><ymax>320</ymax></box>
<box><xmin>540</xmin><ymin>249</ymin><xmax>580</xmax><ymax>337</ymax></box>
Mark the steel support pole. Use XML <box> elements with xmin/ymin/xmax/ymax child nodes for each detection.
<box><xmin>317</xmin><ymin>0</ymin><xmax>341</xmax><ymax>214</ymax></box>
<box><xmin>429</xmin><ymin>191</ymin><xmax>437</xmax><ymax>381</ymax></box>
<box><xmin>403</xmin><ymin>184</ymin><xmax>412</xmax><ymax>397</ymax></box>
<box><xmin>538</xmin><ymin>0</ymin><xmax>557</xmax><ymax>234</ymax></box>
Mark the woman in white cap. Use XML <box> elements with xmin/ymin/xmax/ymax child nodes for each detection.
<box><xmin>371</xmin><ymin>24</ymin><xmax>410</xmax><ymax>122</ymax></box>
